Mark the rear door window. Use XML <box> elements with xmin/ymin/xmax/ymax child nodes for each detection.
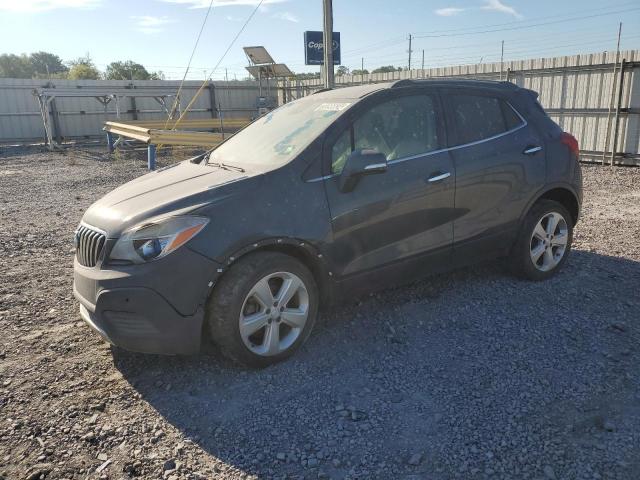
<box><xmin>449</xmin><ymin>94</ymin><xmax>522</xmax><ymax>145</ymax></box>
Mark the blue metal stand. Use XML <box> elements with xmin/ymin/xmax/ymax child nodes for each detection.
<box><xmin>106</xmin><ymin>132</ymin><xmax>115</xmax><ymax>153</ymax></box>
<box><xmin>148</xmin><ymin>144</ymin><xmax>157</xmax><ymax>171</ymax></box>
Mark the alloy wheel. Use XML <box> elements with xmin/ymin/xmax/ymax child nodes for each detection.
<box><xmin>529</xmin><ymin>211</ymin><xmax>569</xmax><ymax>272</ymax></box>
<box><xmin>239</xmin><ymin>272</ymin><xmax>309</xmax><ymax>356</ymax></box>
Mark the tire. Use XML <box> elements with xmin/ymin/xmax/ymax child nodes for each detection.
<box><xmin>511</xmin><ymin>200</ymin><xmax>574</xmax><ymax>281</ymax></box>
<box><xmin>206</xmin><ymin>252</ymin><xmax>319</xmax><ymax>367</ymax></box>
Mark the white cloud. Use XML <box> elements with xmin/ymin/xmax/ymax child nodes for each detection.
<box><xmin>272</xmin><ymin>11</ymin><xmax>298</xmax><ymax>22</ymax></box>
<box><xmin>0</xmin><ymin>0</ymin><xmax>100</xmax><ymax>12</ymax></box>
<box><xmin>435</xmin><ymin>7</ymin><xmax>465</xmax><ymax>16</ymax></box>
<box><xmin>481</xmin><ymin>0</ymin><xmax>523</xmax><ymax>19</ymax></box>
<box><xmin>161</xmin><ymin>0</ymin><xmax>285</xmax><ymax>8</ymax></box>
<box><xmin>131</xmin><ymin>15</ymin><xmax>174</xmax><ymax>34</ymax></box>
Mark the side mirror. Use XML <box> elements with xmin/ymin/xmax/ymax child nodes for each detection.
<box><xmin>338</xmin><ymin>149</ymin><xmax>388</xmax><ymax>193</ymax></box>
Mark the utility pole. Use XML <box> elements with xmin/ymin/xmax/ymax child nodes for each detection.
<box><xmin>602</xmin><ymin>22</ymin><xmax>623</xmax><ymax>166</ymax></box>
<box><xmin>322</xmin><ymin>0</ymin><xmax>334</xmax><ymax>89</ymax></box>
<box><xmin>408</xmin><ymin>34</ymin><xmax>413</xmax><ymax>70</ymax></box>
<box><xmin>361</xmin><ymin>57</ymin><xmax>365</xmax><ymax>85</ymax></box>
<box><xmin>421</xmin><ymin>49</ymin><xmax>425</xmax><ymax>77</ymax></box>
<box><xmin>500</xmin><ymin>40</ymin><xmax>504</xmax><ymax>80</ymax></box>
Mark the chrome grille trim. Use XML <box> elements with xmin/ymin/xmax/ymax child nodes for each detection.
<box><xmin>75</xmin><ymin>224</ymin><xmax>106</xmax><ymax>267</ymax></box>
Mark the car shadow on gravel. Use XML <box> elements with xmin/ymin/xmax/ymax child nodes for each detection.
<box><xmin>112</xmin><ymin>250</ymin><xmax>640</xmax><ymax>479</ymax></box>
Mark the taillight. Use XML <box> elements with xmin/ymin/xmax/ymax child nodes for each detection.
<box><xmin>561</xmin><ymin>132</ymin><xmax>579</xmax><ymax>158</ymax></box>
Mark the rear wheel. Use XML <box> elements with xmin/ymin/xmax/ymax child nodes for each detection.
<box><xmin>206</xmin><ymin>252</ymin><xmax>318</xmax><ymax>367</ymax></box>
<box><xmin>511</xmin><ymin>200</ymin><xmax>574</xmax><ymax>281</ymax></box>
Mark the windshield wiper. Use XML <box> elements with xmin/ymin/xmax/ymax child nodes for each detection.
<box><xmin>207</xmin><ymin>161</ymin><xmax>245</xmax><ymax>173</ymax></box>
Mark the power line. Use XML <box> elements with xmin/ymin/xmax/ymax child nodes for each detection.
<box><xmin>337</xmin><ymin>2</ymin><xmax>639</xmax><ymax>60</ymax></box>
<box><xmin>343</xmin><ymin>33</ymin><xmax>640</xmax><ymax>72</ymax></box>
<box><xmin>413</xmin><ymin>7</ymin><xmax>640</xmax><ymax>38</ymax></box>
<box><xmin>413</xmin><ymin>0</ymin><xmax>638</xmax><ymax>35</ymax></box>
<box><xmin>165</xmin><ymin>0</ymin><xmax>215</xmax><ymax>127</ymax></box>
<box><xmin>338</xmin><ymin>26</ymin><xmax>639</xmax><ymax>67</ymax></box>
<box><xmin>169</xmin><ymin>0</ymin><xmax>264</xmax><ymax>131</ymax></box>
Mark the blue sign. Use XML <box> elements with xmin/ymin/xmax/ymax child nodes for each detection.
<box><xmin>304</xmin><ymin>31</ymin><xmax>341</xmax><ymax>66</ymax></box>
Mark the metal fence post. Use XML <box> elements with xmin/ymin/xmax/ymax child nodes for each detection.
<box><xmin>148</xmin><ymin>144</ymin><xmax>157</xmax><ymax>170</ymax></box>
<box><xmin>128</xmin><ymin>83</ymin><xmax>138</xmax><ymax>121</ymax></box>
<box><xmin>208</xmin><ymin>81</ymin><xmax>218</xmax><ymax>118</ymax></box>
<box><xmin>610</xmin><ymin>59</ymin><xmax>626</xmax><ymax>166</ymax></box>
<box><xmin>106</xmin><ymin>132</ymin><xmax>115</xmax><ymax>153</ymax></box>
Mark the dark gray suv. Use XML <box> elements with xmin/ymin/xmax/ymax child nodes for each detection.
<box><xmin>73</xmin><ymin>79</ymin><xmax>583</xmax><ymax>367</ymax></box>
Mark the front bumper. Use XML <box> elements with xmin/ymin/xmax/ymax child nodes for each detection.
<box><xmin>73</xmin><ymin>247</ymin><xmax>221</xmax><ymax>355</ymax></box>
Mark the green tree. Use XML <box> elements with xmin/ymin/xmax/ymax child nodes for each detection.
<box><xmin>105</xmin><ymin>60</ymin><xmax>152</xmax><ymax>80</ymax></box>
<box><xmin>336</xmin><ymin>65</ymin><xmax>349</xmax><ymax>76</ymax></box>
<box><xmin>351</xmin><ymin>69</ymin><xmax>369</xmax><ymax>76</ymax></box>
<box><xmin>0</xmin><ymin>54</ymin><xmax>31</xmax><ymax>78</ymax></box>
<box><xmin>149</xmin><ymin>70</ymin><xmax>165</xmax><ymax>80</ymax></box>
<box><xmin>371</xmin><ymin>65</ymin><xmax>402</xmax><ymax>74</ymax></box>
<box><xmin>292</xmin><ymin>72</ymin><xmax>320</xmax><ymax>80</ymax></box>
<box><xmin>67</xmin><ymin>55</ymin><xmax>101</xmax><ymax>80</ymax></box>
<box><xmin>29</xmin><ymin>51</ymin><xmax>68</xmax><ymax>78</ymax></box>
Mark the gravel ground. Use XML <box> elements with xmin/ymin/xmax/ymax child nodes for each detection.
<box><xmin>1</xmin><ymin>147</ymin><xmax>639</xmax><ymax>480</ymax></box>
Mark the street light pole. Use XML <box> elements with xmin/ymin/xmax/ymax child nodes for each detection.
<box><xmin>500</xmin><ymin>40</ymin><xmax>504</xmax><ymax>80</ymax></box>
<box><xmin>322</xmin><ymin>0</ymin><xmax>334</xmax><ymax>89</ymax></box>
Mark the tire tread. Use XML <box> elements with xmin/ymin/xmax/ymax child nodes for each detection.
<box><xmin>206</xmin><ymin>251</ymin><xmax>318</xmax><ymax>367</ymax></box>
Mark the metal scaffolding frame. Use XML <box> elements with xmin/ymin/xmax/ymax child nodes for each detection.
<box><xmin>32</xmin><ymin>86</ymin><xmax>180</xmax><ymax>150</ymax></box>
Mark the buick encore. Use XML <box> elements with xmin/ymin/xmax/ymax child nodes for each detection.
<box><xmin>73</xmin><ymin>79</ymin><xmax>583</xmax><ymax>367</ymax></box>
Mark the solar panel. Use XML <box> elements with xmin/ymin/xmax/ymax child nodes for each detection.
<box><xmin>271</xmin><ymin>64</ymin><xmax>294</xmax><ymax>77</ymax></box>
<box><xmin>243</xmin><ymin>46</ymin><xmax>275</xmax><ymax>65</ymax></box>
<box><xmin>245</xmin><ymin>64</ymin><xmax>293</xmax><ymax>79</ymax></box>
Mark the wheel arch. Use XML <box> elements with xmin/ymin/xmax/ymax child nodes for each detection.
<box><xmin>537</xmin><ymin>187</ymin><xmax>580</xmax><ymax>224</ymax></box>
<box><xmin>522</xmin><ymin>184</ymin><xmax>580</xmax><ymax>226</ymax></box>
<box><xmin>510</xmin><ymin>184</ymin><xmax>580</xmax><ymax>256</ymax></box>
<box><xmin>214</xmin><ymin>237</ymin><xmax>334</xmax><ymax>307</ymax></box>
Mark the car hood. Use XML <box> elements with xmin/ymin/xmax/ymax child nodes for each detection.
<box><xmin>82</xmin><ymin>160</ymin><xmax>255</xmax><ymax>236</ymax></box>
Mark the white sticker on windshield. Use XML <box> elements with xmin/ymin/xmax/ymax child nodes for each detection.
<box><xmin>315</xmin><ymin>102</ymin><xmax>351</xmax><ymax>112</ymax></box>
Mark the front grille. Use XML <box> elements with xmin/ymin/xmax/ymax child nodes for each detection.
<box><xmin>75</xmin><ymin>225</ymin><xmax>106</xmax><ymax>267</ymax></box>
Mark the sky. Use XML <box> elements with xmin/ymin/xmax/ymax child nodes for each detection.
<box><xmin>1</xmin><ymin>0</ymin><xmax>639</xmax><ymax>80</ymax></box>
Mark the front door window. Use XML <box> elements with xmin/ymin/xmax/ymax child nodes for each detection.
<box><xmin>331</xmin><ymin>94</ymin><xmax>440</xmax><ymax>174</ymax></box>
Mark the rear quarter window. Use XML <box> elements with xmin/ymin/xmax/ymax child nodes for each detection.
<box><xmin>502</xmin><ymin>102</ymin><xmax>524</xmax><ymax>130</ymax></box>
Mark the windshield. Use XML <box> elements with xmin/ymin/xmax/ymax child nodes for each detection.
<box><xmin>207</xmin><ymin>95</ymin><xmax>352</xmax><ymax>168</ymax></box>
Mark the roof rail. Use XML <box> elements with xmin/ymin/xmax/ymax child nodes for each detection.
<box><xmin>312</xmin><ymin>88</ymin><xmax>333</xmax><ymax>95</ymax></box>
<box><xmin>390</xmin><ymin>79</ymin><xmax>416</xmax><ymax>89</ymax></box>
<box><xmin>390</xmin><ymin>78</ymin><xmax>519</xmax><ymax>89</ymax></box>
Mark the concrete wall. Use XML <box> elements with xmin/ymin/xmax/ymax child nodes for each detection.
<box><xmin>279</xmin><ymin>50</ymin><xmax>640</xmax><ymax>165</ymax></box>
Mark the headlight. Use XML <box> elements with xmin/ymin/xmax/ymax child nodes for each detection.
<box><xmin>109</xmin><ymin>216</ymin><xmax>209</xmax><ymax>263</ymax></box>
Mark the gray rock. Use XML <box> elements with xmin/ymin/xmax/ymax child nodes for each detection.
<box><xmin>543</xmin><ymin>465</ymin><xmax>556</xmax><ymax>479</ymax></box>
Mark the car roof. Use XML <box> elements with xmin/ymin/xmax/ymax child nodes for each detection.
<box><xmin>311</xmin><ymin>78</ymin><xmax>520</xmax><ymax>100</ymax></box>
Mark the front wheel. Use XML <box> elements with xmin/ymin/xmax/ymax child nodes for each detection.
<box><xmin>206</xmin><ymin>252</ymin><xmax>318</xmax><ymax>367</ymax></box>
<box><xmin>511</xmin><ymin>200</ymin><xmax>574</xmax><ymax>281</ymax></box>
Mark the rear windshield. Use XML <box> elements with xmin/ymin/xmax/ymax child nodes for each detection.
<box><xmin>208</xmin><ymin>96</ymin><xmax>353</xmax><ymax>168</ymax></box>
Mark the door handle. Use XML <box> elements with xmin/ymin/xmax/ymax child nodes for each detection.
<box><xmin>523</xmin><ymin>145</ymin><xmax>543</xmax><ymax>155</ymax></box>
<box><xmin>428</xmin><ymin>172</ymin><xmax>451</xmax><ymax>183</ymax></box>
